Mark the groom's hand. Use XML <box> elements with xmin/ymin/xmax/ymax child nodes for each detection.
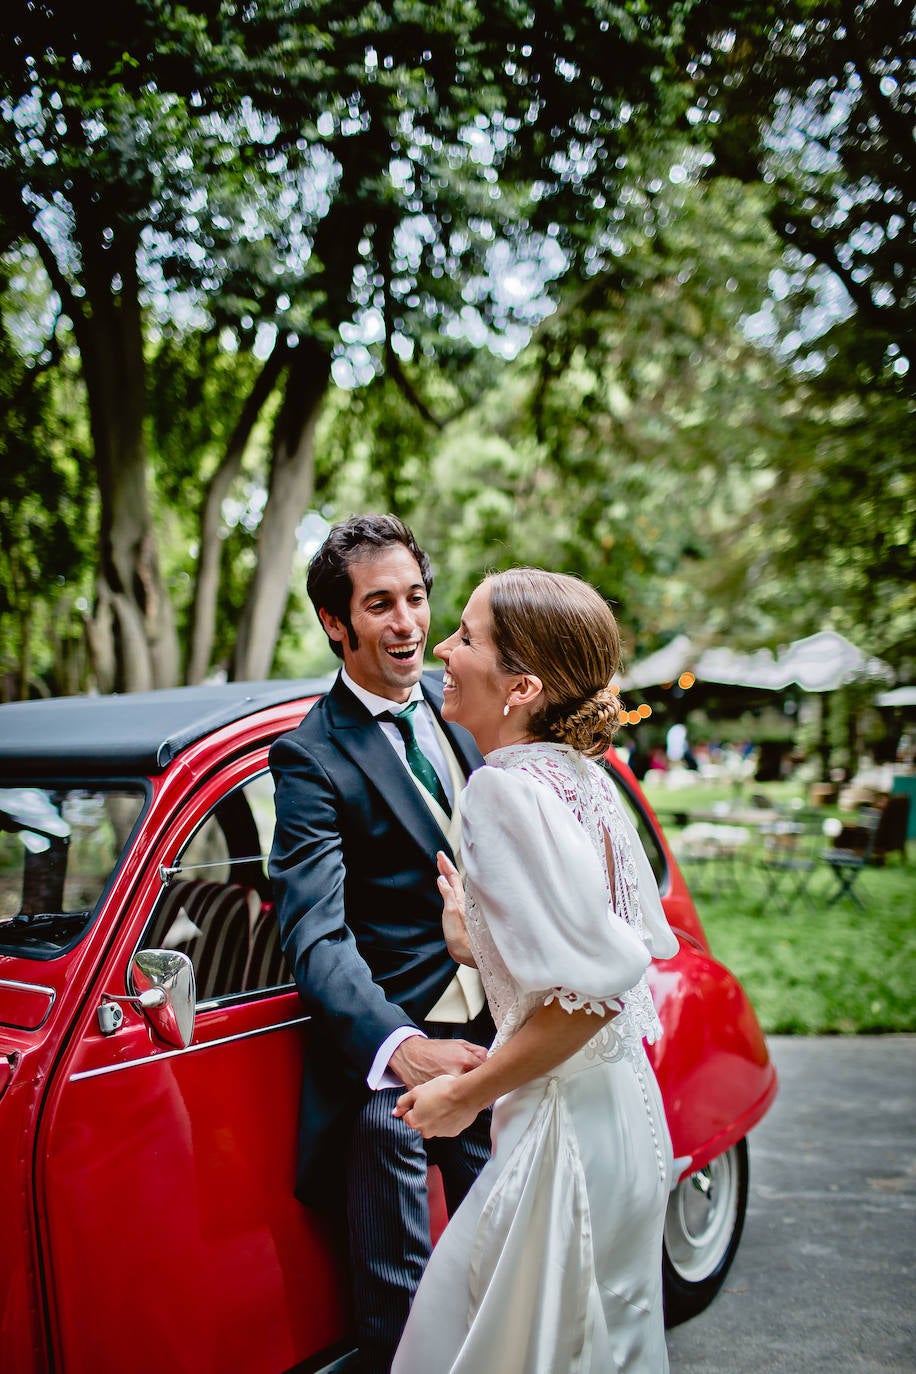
<box><xmin>389</xmin><ymin>1036</ymin><xmax>486</xmax><ymax>1088</ymax></box>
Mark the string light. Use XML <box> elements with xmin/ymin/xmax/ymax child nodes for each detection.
<box><xmin>617</xmin><ymin>704</ymin><xmax>652</xmax><ymax>725</ymax></box>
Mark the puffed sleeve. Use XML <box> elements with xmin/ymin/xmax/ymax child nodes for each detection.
<box><xmin>610</xmin><ymin>786</ymin><xmax>680</xmax><ymax>960</ymax></box>
<box><xmin>460</xmin><ymin>766</ymin><xmax>651</xmax><ymax>1013</ymax></box>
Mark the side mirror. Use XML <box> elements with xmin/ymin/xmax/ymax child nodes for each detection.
<box><xmin>132</xmin><ymin>949</ymin><xmax>196</xmax><ymax>1048</ymax></box>
<box><xmin>98</xmin><ymin>950</ymin><xmax>196</xmax><ymax>1047</ymax></box>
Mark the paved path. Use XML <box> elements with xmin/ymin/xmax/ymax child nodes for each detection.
<box><xmin>666</xmin><ymin>1035</ymin><xmax>916</xmax><ymax>1374</ymax></box>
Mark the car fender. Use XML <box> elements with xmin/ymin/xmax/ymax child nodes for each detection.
<box><xmin>646</xmin><ymin>940</ymin><xmax>777</xmax><ymax>1178</ymax></box>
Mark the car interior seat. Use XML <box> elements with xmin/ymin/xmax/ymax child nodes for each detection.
<box><xmin>146</xmin><ymin>879</ymin><xmax>261</xmax><ymax>1001</ymax></box>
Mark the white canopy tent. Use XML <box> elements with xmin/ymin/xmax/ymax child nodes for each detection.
<box><xmin>876</xmin><ymin>686</ymin><xmax>916</xmax><ymax>708</ymax></box>
<box><xmin>620</xmin><ymin>630</ymin><xmax>894</xmax><ymax>694</ymax></box>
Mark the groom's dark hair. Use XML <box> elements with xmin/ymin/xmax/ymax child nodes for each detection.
<box><xmin>307</xmin><ymin>513</ymin><xmax>434</xmax><ymax>657</ymax></box>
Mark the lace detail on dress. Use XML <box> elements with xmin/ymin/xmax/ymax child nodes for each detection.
<box><xmin>544</xmin><ymin>989</ymin><xmax>622</xmax><ymax>1018</ymax></box>
<box><xmin>477</xmin><ymin>742</ymin><xmax>664</xmax><ymax>1060</ymax></box>
<box><xmin>582</xmin><ymin>1021</ymin><xmax>626</xmax><ymax>1065</ymax></box>
<box><xmin>463</xmin><ymin>892</ymin><xmax>525</xmax><ymax>1053</ymax></box>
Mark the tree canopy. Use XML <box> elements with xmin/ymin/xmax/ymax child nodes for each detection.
<box><xmin>1</xmin><ymin>0</ymin><xmax>912</xmax><ymax>703</ymax></box>
<box><xmin>2</xmin><ymin>0</ymin><xmax>699</xmax><ymax>689</ymax></box>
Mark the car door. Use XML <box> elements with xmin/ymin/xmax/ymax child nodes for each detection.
<box><xmin>35</xmin><ymin>750</ymin><xmax>352</xmax><ymax>1374</ymax></box>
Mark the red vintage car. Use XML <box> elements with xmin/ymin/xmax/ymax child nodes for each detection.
<box><xmin>0</xmin><ymin>682</ymin><xmax>776</xmax><ymax>1374</ymax></box>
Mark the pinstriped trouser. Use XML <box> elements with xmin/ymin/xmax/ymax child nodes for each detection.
<box><xmin>345</xmin><ymin>1022</ymin><xmax>492</xmax><ymax>1374</ymax></box>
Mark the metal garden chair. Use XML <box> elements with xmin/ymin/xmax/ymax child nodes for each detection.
<box><xmin>759</xmin><ymin>814</ymin><xmax>824</xmax><ymax>913</ymax></box>
<box><xmin>820</xmin><ymin>806</ymin><xmax>881</xmax><ymax>908</ymax></box>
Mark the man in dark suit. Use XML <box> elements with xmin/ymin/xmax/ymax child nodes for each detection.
<box><xmin>269</xmin><ymin>515</ymin><xmax>492</xmax><ymax>1373</ymax></box>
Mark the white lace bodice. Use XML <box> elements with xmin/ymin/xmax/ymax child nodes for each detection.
<box><xmin>461</xmin><ymin>742</ymin><xmax>670</xmax><ymax>1062</ymax></box>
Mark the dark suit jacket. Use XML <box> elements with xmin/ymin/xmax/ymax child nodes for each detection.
<box><xmin>268</xmin><ymin>670</ymin><xmax>486</xmax><ymax>1204</ymax></box>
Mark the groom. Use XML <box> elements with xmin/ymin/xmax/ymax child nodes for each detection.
<box><xmin>269</xmin><ymin>514</ymin><xmax>493</xmax><ymax>1373</ymax></box>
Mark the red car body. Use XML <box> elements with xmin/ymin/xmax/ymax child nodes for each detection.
<box><xmin>0</xmin><ymin>683</ymin><xmax>776</xmax><ymax>1374</ymax></box>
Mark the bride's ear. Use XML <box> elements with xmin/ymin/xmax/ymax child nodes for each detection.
<box><xmin>507</xmin><ymin>674</ymin><xmax>543</xmax><ymax>710</ymax></box>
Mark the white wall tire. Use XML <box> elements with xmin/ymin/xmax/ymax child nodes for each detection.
<box><xmin>663</xmin><ymin>1137</ymin><xmax>749</xmax><ymax>1326</ymax></box>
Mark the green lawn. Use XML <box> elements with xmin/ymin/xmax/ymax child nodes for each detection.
<box><xmin>640</xmin><ymin>776</ymin><xmax>916</xmax><ymax>1035</ymax></box>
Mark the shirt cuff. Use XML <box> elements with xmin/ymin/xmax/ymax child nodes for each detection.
<box><xmin>368</xmin><ymin>1026</ymin><xmax>427</xmax><ymax>1090</ymax></box>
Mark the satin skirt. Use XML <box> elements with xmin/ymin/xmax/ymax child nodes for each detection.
<box><xmin>392</xmin><ymin>1044</ymin><xmax>672</xmax><ymax>1374</ymax></box>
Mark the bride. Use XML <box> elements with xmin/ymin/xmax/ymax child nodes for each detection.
<box><xmin>391</xmin><ymin>567</ymin><xmax>678</xmax><ymax>1374</ymax></box>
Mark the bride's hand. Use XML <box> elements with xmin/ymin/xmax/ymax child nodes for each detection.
<box><xmin>437</xmin><ymin>851</ymin><xmax>476</xmax><ymax>967</ymax></box>
<box><xmin>393</xmin><ymin>1073</ymin><xmax>481</xmax><ymax>1139</ymax></box>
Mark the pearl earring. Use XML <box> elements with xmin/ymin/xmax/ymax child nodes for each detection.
<box><xmin>503</xmin><ymin>703</ymin><xmax>511</xmax><ymax>717</ymax></box>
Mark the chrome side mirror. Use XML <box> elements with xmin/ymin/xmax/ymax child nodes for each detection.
<box><xmin>98</xmin><ymin>949</ymin><xmax>196</xmax><ymax>1048</ymax></box>
<box><xmin>133</xmin><ymin>949</ymin><xmax>196</xmax><ymax>1048</ymax></box>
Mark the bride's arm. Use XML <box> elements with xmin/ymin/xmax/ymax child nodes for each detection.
<box><xmin>393</xmin><ymin>999</ymin><xmax>610</xmax><ymax>1138</ymax></box>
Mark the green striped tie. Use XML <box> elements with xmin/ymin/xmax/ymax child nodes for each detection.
<box><xmin>384</xmin><ymin>702</ymin><xmax>451</xmax><ymax>814</ymax></box>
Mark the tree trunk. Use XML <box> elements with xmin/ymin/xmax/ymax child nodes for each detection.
<box><xmin>7</xmin><ymin>543</ymin><xmax>30</xmax><ymax>702</ymax></box>
<box><xmin>52</xmin><ymin>211</ymin><xmax>179</xmax><ymax>693</ymax></box>
<box><xmin>186</xmin><ymin>338</ymin><xmax>290</xmax><ymax>684</ymax></box>
<box><xmin>230</xmin><ymin>337</ymin><xmax>332</xmax><ymax>682</ymax></box>
<box><xmin>817</xmin><ymin>692</ymin><xmax>831</xmax><ymax>783</ymax></box>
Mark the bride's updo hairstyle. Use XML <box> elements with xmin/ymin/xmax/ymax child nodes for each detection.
<box><xmin>486</xmin><ymin>568</ymin><xmax>622</xmax><ymax>758</ymax></box>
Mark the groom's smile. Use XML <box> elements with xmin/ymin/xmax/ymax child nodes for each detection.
<box><xmin>386</xmin><ymin>642</ymin><xmax>421</xmax><ymax>663</ymax></box>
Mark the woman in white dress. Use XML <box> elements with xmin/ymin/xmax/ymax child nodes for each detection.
<box><xmin>391</xmin><ymin>568</ymin><xmax>679</xmax><ymax>1374</ymax></box>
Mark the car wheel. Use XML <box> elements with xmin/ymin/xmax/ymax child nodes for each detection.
<box><xmin>662</xmin><ymin>1137</ymin><xmax>749</xmax><ymax>1327</ymax></box>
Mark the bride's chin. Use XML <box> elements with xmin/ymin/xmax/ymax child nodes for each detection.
<box><xmin>442</xmin><ymin>698</ymin><xmax>474</xmax><ymax>737</ymax></box>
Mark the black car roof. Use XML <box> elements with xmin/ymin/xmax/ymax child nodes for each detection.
<box><xmin>0</xmin><ymin>678</ymin><xmax>333</xmax><ymax>777</ymax></box>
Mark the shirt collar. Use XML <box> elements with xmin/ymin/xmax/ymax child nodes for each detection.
<box><xmin>340</xmin><ymin>667</ymin><xmax>424</xmax><ymax>718</ymax></box>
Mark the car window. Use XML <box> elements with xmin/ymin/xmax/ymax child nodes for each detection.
<box><xmin>601</xmin><ymin>764</ymin><xmax>668</xmax><ymax>889</ymax></box>
<box><xmin>0</xmin><ymin>785</ymin><xmax>146</xmax><ymax>957</ymax></box>
<box><xmin>141</xmin><ymin>771</ymin><xmax>292</xmax><ymax>1005</ymax></box>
